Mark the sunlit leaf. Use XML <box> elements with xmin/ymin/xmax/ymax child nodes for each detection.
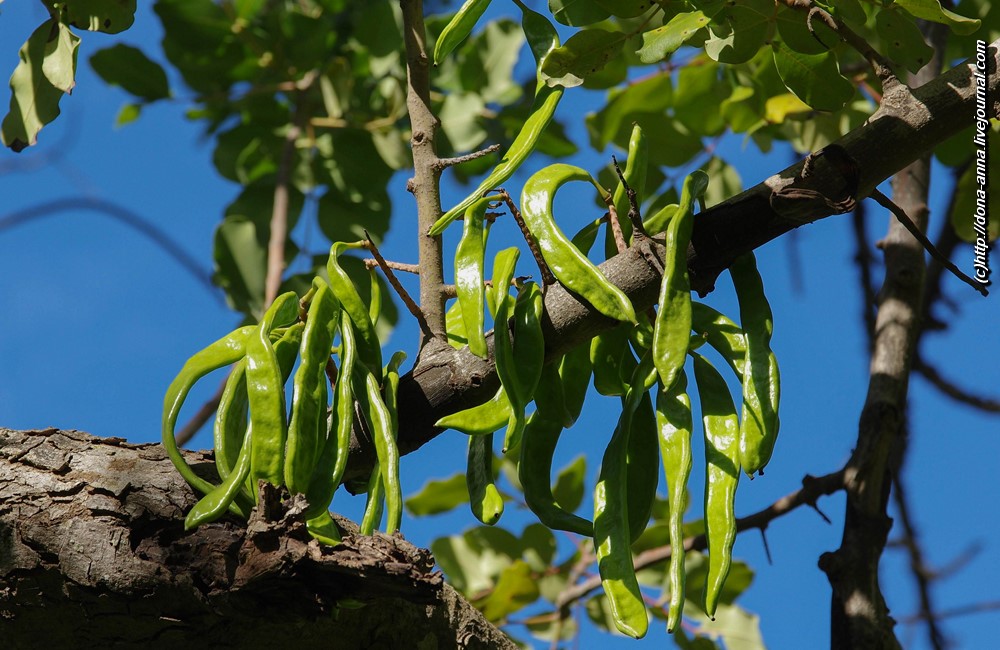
<box><xmin>764</xmin><ymin>92</ymin><xmax>812</xmax><ymax>123</ymax></box>
<box><xmin>2</xmin><ymin>21</ymin><xmax>75</xmax><ymax>151</ymax></box>
<box><xmin>480</xmin><ymin>560</ymin><xmax>540</xmax><ymax>621</ymax></box>
<box><xmin>541</xmin><ymin>28</ymin><xmax>626</xmax><ymax>88</ymax></box>
<box><xmin>637</xmin><ymin>11</ymin><xmax>710</xmax><ymax>64</ymax></box>
<box><xmin>63</xmin><ymin>0</ymin><xmax>137</xmax><ymax>34</ymax></box>
<box><xmin>894</xmin><ymin>0</ymin><xmax>981</xmax><ymax>34</ymax></box>
<box><xmin>404</xmin><ymin>474</ymin><xmax>469</xmax><ymax>516</ymax></box>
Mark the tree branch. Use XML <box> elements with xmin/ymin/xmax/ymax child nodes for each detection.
<box><xmin>554</xmin><ymin>469</ymin><xmax>846</xmax><ymax>610</ymax></box>
<box><xmin>401</xmin><ymin>0</ymin><xmax>447</xmax><ymax>345</ymax></box>
<box><xmin>819</xmin><ymin>23</ymin><xmax>950</xmax><ymax>649</ymax></box>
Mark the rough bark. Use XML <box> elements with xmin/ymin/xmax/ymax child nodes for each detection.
<box><xmin>0</xmin><ymin>427</ymin><xmax>516</xmax><ymax>650</ymax></box>
<box><xmin>345</xmin><ymin>39</ymin><xmax>1000</xmax><ymax>484</ymax></box>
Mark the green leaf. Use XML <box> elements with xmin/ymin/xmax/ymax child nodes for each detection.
<box><xmin>115</xmin><ymin>102</ymin><xmax>141</xmax><ymax>126</ymax></box>
<box><xmin>702</xmin><ymin>157</ymin><xmax>742</xmax><ymax>207</ymax></box>
<box><xmin>212</xmin><ymin>182</ymin><xmax>304</xmax><ymax>319</ymax></box>
<box><xmin>771</xmin><ymin>41</ymin><xmax>854</xmax><ymax>112</ymax></box>
<box><xmin>673</xmin><ymin>58</ymin><xmax>727</xmax><ymax>136</ymax></box>
<box><xmin>42</xmin><ymin>22</ymin><xmax>80</xmax><ymax>93</ymax></box>
<box><xmin>685</xmin><ymin>601</ymin><xmax>765</xmax><ymax>650</ymax></box>
<box><xmin>704</xmin><ymin>1</ymin><xmax>772</xmax><ymax>64</ymax></box>
<box><xmin>593</xmin><ymin>0</ymin><xmax>655</xmax><ymax>19</ymax></box>
<box><xmin>459</xmin><ymin>19</ymin><xmax>524</xmax><ymax>105</ymax></box>
<box><xmin>637</xmin><ymin>11</ymin><xmax>710</xmax><ymax>64</ymax></box>
<box><xmin>894</xmin><ymin>0</ymin><xmax>981</xmax><ymax>34</ymax></box>
<box><xmin>720</xmin><ymin>85</ymin><xmax>761</xmax><ymax>133</ymax></box>
<box><xmin>63</xmin><ymin>0</ymin><xmax>137</xmax><ymax>34</ymax></box>
<box><xmin>774</xmin><ymin>6</ymin><xmax>837</xmax><ymax>54</ymax></box>
<box><xmin>480</xmin><ymin>560</ymin><xmax>540</xmax><ymax>621</ymax></box>
<box><xmin>213</xmin><ymin>124</ymin><xmax>283</xmax><ymax>185</ymax></box>
<box><xmin>763</xmin><ymin>92</ymin><xmax>812</xmax><ymax>123</ymax></box>
<box><xmin>552</xmin><ymin>455</ymin><xmax>586</xmax><ymax>513</ymax></box>
<box><xmin>404</xmin><ymin>474</ymin><xmax>469</xmax><ymax>516</ymax></box>
<box><xmin>875</xmin><ymin>9</ymin><xmax>934</xmax><ymax>74</ymax></box>
<box><xmin>549</xmin><ymin>0</ymin><xmax>610</xmax><ymax>27</ymax></box>
<box><xmin>90</xmin><ymin>44</ymin><xmax>170</xmax><ymax>101</ymax></box>
<box><xmin>3</xmin><ymin>21</ymin><xmax>75</xmax><ymax>151</ymax></box>
<box><xmin>586</xmin><ymin>73</ymin><xmax>672</xmax><ymax>149</ymax></box>
<box><xmin>541</xmin><ymin>28</ymin><xmax>626</xmax><ymax>88</ymax></box>
<box><xmin>520</xmin><ymin>523</ymin><xmax>557</xmax><ymax>572</ymax></box>
<box><xmin>439</xmin><ymin>91</ymin><xmax>487</xmax><ymax>152</ymax></box>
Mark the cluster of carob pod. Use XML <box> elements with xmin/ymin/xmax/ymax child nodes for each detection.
<box><xmin>162</xmin><ymin>0</ymin><xmax>781</xmax><ymax>640</ymax></box>
<box><xmin>163</xmin><ymin>243</ymin><xmax>406</xmax><ymax>545</ymax></box>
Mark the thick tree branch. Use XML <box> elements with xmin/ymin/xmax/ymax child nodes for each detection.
<box><xmin>0</xmin><ymin>428</ymin><xmax>515</xmax><ymax>649</ymax></box>
<box><xmin>819</xmin><ymin>24</ymin><xmax>950</xmax><ymax>649</ymax></box>
<box><xmin>339</xmin><ymin>40</ymin><xmax>1000</xmax><ymax>484</ymax></box>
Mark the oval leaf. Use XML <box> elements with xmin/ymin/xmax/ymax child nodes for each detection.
<box><xmin>772</xmin><ymin>42</ymin><xmax>853</xmax><ymax>112</ymax></box>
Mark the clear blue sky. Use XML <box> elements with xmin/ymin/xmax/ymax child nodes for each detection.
<box><xmin>1</xmin><ymin>3</ymin><xmax>997</xmax><ymax>648</ymax></box>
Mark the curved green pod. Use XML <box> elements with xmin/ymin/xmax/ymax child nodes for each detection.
<box><xmin>520</xmin><ymin>163</ymin><xmax>637</xmax><ymax>324</ymax></box>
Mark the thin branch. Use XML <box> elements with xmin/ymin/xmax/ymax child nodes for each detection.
<box><xmin>555</xmin><ymin>469</ymin><xmax>846</xmax><ymax>610</ymax></box>
<box><xmin>869</xmin><ymin>188</ymin><xmax>987</xmax><ymax>296</ymax></box>
<box><xmin>606</xmin><ymin>205</ymin><xmax>627</xmax><ymax>255</ymax></box>
<box><xmin>612</xmin><ymin>155</ymin><xmax>648</xmax><ymax>240</ymax></box>
<box><xmin>264</xmin><ymin>109</ymin><xmax>304</xmax><ymax>307</ymax></box>
<box><xmin>175</xmin><ymin>375</ymin><xmax>227</xmax><ymax>446</ymax></box>
<box><xmin>851</xmin><ymin>201</ymin><xmax>878</xmax><ymax>347</ymax></box>
<box><xmin>921</xmin><ymin>164</ymin><xmax>967</xmax><ymax>331</ymax></box>
<box><xmin>433</xmin><ymin>143</ymin><xmax>501</xmax><ymax>170</ymax></box>
<box><xmin>0</xmin><ymin>198</ymin><xmax>216</xmax><ymax>297</ymax></box>
<box><xmin>913</xmin><ymin>355</ymin><xmax>1000</xmax><ymax>412</ymax></box>
<box><xmin>892</xmin><ymin>473</ymin><xmax>947</xmax><ymax>650</ymax></box>
<box><xmin>364</xmin><ymin>231</ymin><xmax>432</xmax><ymax>337</ymax></box>
<box><xmin>364</xmin><ymin>258</ymin><xmax>421</xmax><ymax>274</ymax></box>
<box><xmin>497</xmin><ymin>189</ymin><xmax>556</xmax><ymax>287</ymax></box>
<box><xmin>900</xmin><ymin>600</ymin><xmax>1000</xmax><ymax>625</ymax></box>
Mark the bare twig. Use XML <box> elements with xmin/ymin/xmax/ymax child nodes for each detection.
<box><xmin>433</xmin><ymin>143</ymin><xmax>501</xmax><ymax>170</ymax></box>
<box><xmin>364</xmin><ymin>258</ymin><xmax>421</xmax><ymax>275</ymax></box>
<box><xmin>364</xmin><ymin>231</ymin><xmax>432</xmax><ymax>337</ymax></box>
<box><xmin>892</xmin><ymin>473</ymin><xmax>947</xmax><ymax>650</ymax></box>
<box><xmin>851</xmin><ymin>201</ymin><xmax>878</xmax><ymax>346</ymax></box>
<box><xmin>870</xmin><ymin>188</ymin><xmax>987</xmax><ymax>296</ymax></box>
<box><xmin>900</xmin><ymin>600</ymin><xmax>1000</xmax><ymax>625</ymax></box>
<box><xmin>913</xmin><ymin>355</ymin><xmax>1000</xmax><ymax>412</ymax></box>
<box><xmin>554</xmin><ymin>469</ymin><xmax>846</xmax><ymax>610</ymax></box>
<box><xmin>0</xmin><ymin>198</ymin><xmax>216</xmax><ymax>297</ymax></box>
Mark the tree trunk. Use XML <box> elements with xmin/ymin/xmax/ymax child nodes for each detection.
<box><xmin>0</xmin><ymin>427</ymin><xmax>515</xmax><ymax>650</ymax></box>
